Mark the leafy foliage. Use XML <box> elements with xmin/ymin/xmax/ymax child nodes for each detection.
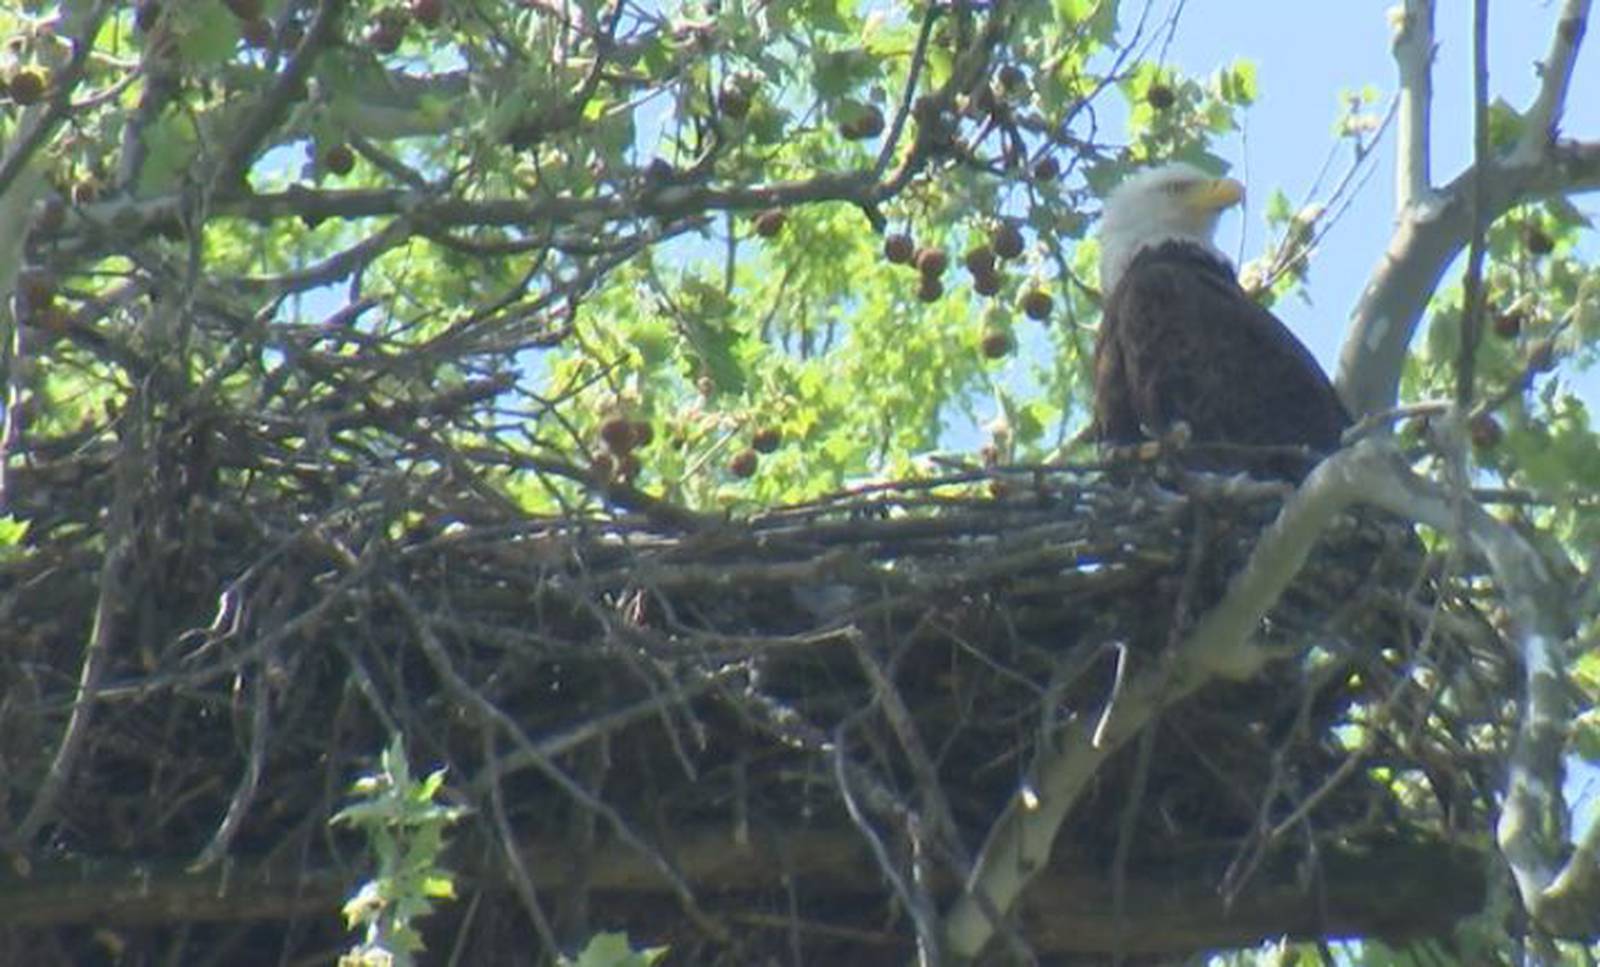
<box><xmin>563</xmin><ymin>932</ymin><xmax>669</xmax><ymax>967</ymax></box>
<box><xmin>0</xmin><ymin>0</ymin><xmax>1265</xmax><ymax>520</ymax></box>
<box><xmin>333</xmin><ymin>738</ymin><xmax>466</xmax><ymax>967</ymax></box>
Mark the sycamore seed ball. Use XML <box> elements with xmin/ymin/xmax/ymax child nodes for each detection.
<box><xmin>754</xmin><ymin>209</ymin><xmax>786</xmax><ymax>238</ymax></box>
<box><xmin>1022</xmin><ymin>289</ymin><xmax>1052</xmax><ymax>321</ymax></box>
<box><xmin>991</xmin><ymin>222</ymin><xmax>1024</xmax><ymax>260</ymax></box>
<box><xmin>752</xmin><ymin>426</ymin><xmax>781</xmax><ymax>453</ymax></box>
<box><xmin>729</xmin><ymin>449</ymin><xmax>759</xmax><ymax>478</ymax></box>
<box><xmin>884</xmin><ymin>233</ymin><xmax>914</xmax><ymax>265</ymax></box>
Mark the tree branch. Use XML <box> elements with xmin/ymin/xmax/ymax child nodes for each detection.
<box><xmin>1455</xmin><ymin>0</ymin><xmax>1491</xmax><ymax>410</ymax></box>
<box><xmin>1335</xmin><ymin>139</ymin><xmax>1600</xmax><ymax>417</ymax></box>
<box><xmin>1509</xmin><ymin>0</ymin><xmax>1592</xmax><ymax>166</ymax></box>
<box><xmin>939</xmin><ymin>430</ymin><xmax>1586</xmax><ymax>957</ymax></box>
<box><xmin>0</xmin><ymin>1</ymin><xmax>115</xmax><ymax>200</ymax></box>
<box><xmin>1392</xmin><ymin>0</ymin><xmax>1435</xmax><ymax>210</ymax></box>
<box><xmin>206</xmin><ymin>0</ymin><xmax>346</xmax><ymax>198</ymax></box>
<box><xmin>9</xmin><ymin>393</ymin><xmax>144</xmax><ymax>848</ymax></box>
<box><xmin>0</xmin><ymin>829</ymin><xmax>1485</xmax><ymax>954</ymax></box>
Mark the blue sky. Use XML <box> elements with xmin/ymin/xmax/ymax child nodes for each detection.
<box><xmin>1158</xmin><ymin>1</ymin><xmax>1600</xmax><ymax>401</ymax></box>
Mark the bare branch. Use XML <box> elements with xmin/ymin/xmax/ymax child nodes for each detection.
<box><xmin>206</xmin><ymin>0</ymin><xmax>347</xmax><ymax>198</ymax></box>
<box><xmin>1510</xmin><ymin>0</ymin><xmax>1593</xmax><ymax>166</ymax></box>
<box><xmin>1392</xmin><ymin>0</ymin><xmax>1435</xmax><ymax>210</ymax></box>
<box><xmin>10</xmin><ymin>396</ymin><xmax>144</xmax><ymax>848</ymax></box>
<box><xmin>941</xmin><ymin>429</ymin><xmax>1586</xmax><ymax>956</ymax></box>
<box><xmin>1455</xmin><ymin>0</ymin><xmax>1491</xmax><ymax>409</ymax></box>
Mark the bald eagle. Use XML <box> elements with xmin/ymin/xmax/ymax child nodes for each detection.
<box><xmin>1092</xmin><ymin>163</ymin><xmax>1350</xmax><ymax>480</ymax></box>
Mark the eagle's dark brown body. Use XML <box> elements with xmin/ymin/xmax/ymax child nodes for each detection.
<box><xmin>1093</xmin><ymin>241</ymin><xmax>1351</xmax><ymax>480</ymax></box>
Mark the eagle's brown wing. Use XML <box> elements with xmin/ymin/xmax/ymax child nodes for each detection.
<box><xmin>1094</xmin><ymin>244</ymin><xmax>1349</xmax><ymax>479</ymax></box>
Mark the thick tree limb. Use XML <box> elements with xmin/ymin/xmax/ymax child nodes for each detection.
<box><xmin>1335</xmin><ymin>139</ymin><xmax>1600</xmax><ymax>417</ymax></box>
<box><xmin>0</xmin><ymin>829</ymin><xmax>1484</xmax><ymax>955</ymax></box>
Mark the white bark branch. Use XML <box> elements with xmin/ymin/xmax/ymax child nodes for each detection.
<box><xmin>1510</xmin><ymin>0</ymin><xmax>1593</xmax><ymax>167</ymax></box>
<box><xmin>1335</xmin><ymin>139</ymin><xmax>1600</xmax><ymax>417</ymax></box>
<box><xmin>1393</xmin><ymin>0</ymin><xmax>1436</xmax><ymax>210</ymax></box>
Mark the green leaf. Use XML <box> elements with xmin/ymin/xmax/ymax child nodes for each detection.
<box><xmin>1544</xmin><ymin>195</ymin><xmax>1593</xmax><ymax>229</ymax></box>
<box><xmin>1573</xmin><ymin>708</ymin><xmax>1600</xmax><ymax>763</ymax></box>
<box><xmin>1219</xmin><ymin>59</ymin><xmax>1257</xmax><ymax>105</ymax></box>
<box><xmin>812</xmin><ymin>48</ymin><xmax>877</xmax><ymax>99</ymax></box>
<box><xmin>566</xmin><ymin>932</ymin><xmax>669</xmax><ymax>967</ymax></box>
<box><xmin>421</xmin><ymin>874</ymin><xmax>456</xmax><ymax>900</ymax></box>
<box><xmin>799</xmin><ymin>0</ymin><xmax>853</xmax><ymax>33</ymax></box>
<box><xmin>1486</xmin><ymin>97</ymin><xmax>1525</xmax><ymax>149</ymax></box>
<box><xmin>171</xmin><ymin>5</ymin><xmax>240</xmax><ymax>67</ymax></box>
<box><xmin>137</xmin><ymin>114</ymin><xmax>200</xmax><ymax>196</ymax></box>
<box><xmin>0</xmin><ymin>515</ymin><xmax>28</xmax><ymax>547</ymax></box>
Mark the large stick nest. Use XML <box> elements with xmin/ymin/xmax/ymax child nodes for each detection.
<box><xmin>0</xmin><ymin>431</ymin><xmax>1510</xmax><ymax>964</ymax></box>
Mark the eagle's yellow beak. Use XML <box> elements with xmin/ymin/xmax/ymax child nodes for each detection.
<box><xmin>1189</xmin><ymin>177</ymin><xmax>1245</xmax><ymax>213</ymax></box>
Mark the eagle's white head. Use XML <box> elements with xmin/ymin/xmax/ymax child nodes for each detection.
<box><xmin>1097</xmin><ymin>162</ymin><xmax>1244</xmax><ymax>294</ymax></box>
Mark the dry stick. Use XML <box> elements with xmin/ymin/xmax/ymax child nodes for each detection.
<box><xmin>1110</xmin><ymin>724</ymin><xmax>1157</xmax><ymax>967</ymax></box>
<box><xmin>1264</xmin><ymin>606</ymin><xmax>1451</xmax><ymax>844</ymax></box>
<box><xmin>481</xmin><ymin>729</ymin><xmax>562</xmax><ymax>955</ymax></box>
<box><xmin>830</xmin><ymin>712</ymin><xmax>941</xmax><ymax>967</ymax></box>
<box><xmin>715</xmin><ymin>662</ymin><xmax>1031</xmax><ymax>953</ymax></box>
<box><xmin>191</xmin><ymin>661</ymin><xmax>273</xmax><ymax>869</ymax></box>
<box><xmin>849</xmin><ymin>630</ymin><xmax>969</xmax><ymax>865</ymax></box>
<box><xmin>11</xmin><ymin>396</ymin><xmax>145</xmax><ymax>848</ymax></box>
<box><xmin>1320</xmin><ymin>455</ymin><xmax>1578</xmax><ymax>931</ymax></box>
<box><xmin>1223</xmin><ymin>566</ymin><xmax>1446</xmax><ymax>897</ymax></box>
<box><xmin>1110</xmin><ymin>500</ymin><xmax>1213</xmax><ymax>958</ymax></box>
<box><xmin>382</xmin><ymin>579</ymin><xmax>729</xmax><ymax>944</ymax></box>
<box><xmin>86</xmin><ymin>521</ymin><xmax>389</xmax><ymax>705</ymax></box>
<box><xmin>1455</xmin><ymin>0</ymin><xmax>1491</xmax><ymax>413</ymax></box>
<box><xmin>466</xmin><ymin>669</ymin><xmax>733</xmax><ymax>796</ymax></box>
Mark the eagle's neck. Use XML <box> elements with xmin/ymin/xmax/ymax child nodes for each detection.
<box><xmin>1100</xmin><ymin>236</ymin><xmax>1232</xmax><ymax>295</ymax></box>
